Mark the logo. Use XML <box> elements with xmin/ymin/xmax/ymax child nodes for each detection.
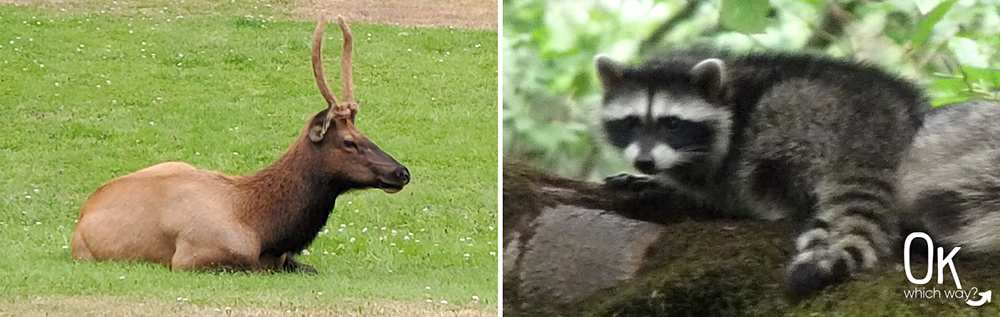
<box><xmin>903</xmin><ymin>232</ymin><xmax>991</xmax><ymax>306</ymax></box>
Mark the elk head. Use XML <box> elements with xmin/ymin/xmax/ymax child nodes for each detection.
<box><xmin>306</xmin><ymin>14</ymin><xmax>409</xmax><ymax>193</ymax></box>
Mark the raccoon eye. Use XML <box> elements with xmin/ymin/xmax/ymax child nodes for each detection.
<box><xmin>660</xmin><ymin>117</ymin><xmax>680</xmax><ymax>131</ymax></box>
<box><xmin>603</xmin><ymin>117</ymin><xmax>640</xmax><ymax>148</ymax></box>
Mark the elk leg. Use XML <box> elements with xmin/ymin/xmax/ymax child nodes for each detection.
<box><xmin>171</xmin><ymin>237</ymin><xmax>260</xmax><ymax>272</ymax></box>
<box><xmin>172</xmin><ymin>247</ymin><xmax>250</xmax><ymax>271</ymax></box>
<box><xmin>283</xmin><ymin>252</ymin><xmax>318</xmax><ymax>274</ymax></box>
<box><xmin>70</xmin><ymin>229</ymin><xmax>96</xmax><ymax>261</ymax></box>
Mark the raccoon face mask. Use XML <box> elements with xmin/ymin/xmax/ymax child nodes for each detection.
<box><xmin>595</xmin><ymin>55</ymin><xmax>732</xmax><ymax>178</ymax></box>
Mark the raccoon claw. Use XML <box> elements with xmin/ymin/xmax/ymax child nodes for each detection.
<box><xmin>603</xmin><ymin>173</ymin><xmax>662</xmax><ymax>191</ymax></box>
<box><xmin>786</xmin><ymin>260</ymin><xmax>846</xmax><ymax>300</ymax></box>
<box><xmin>786</xmin><ymin>262</ymin><xmax>826</xmax><ymax>300</ymax></box>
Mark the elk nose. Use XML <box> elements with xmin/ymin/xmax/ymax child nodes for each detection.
<box><xmin>394</xmin><ymin>167</ymin><xmax>410</xmax><ymax>185</ymax></box>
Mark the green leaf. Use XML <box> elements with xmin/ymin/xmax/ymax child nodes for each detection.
<box><xmin>932</xmin><ymin>95</ymin><xmax>969</xmax><ymax>107</ymax></box>
<box><xmin>961</xmin><ymin>66</ymin><xmax>1000</xmax><ymax>85</ymax></box>
<box><xmin>931</xmin><ymin>77</ymin><xmax>963</xmax><ymax>92</ymax></box>
<box><xmin>526</xmin><ymin>125</ymin><xmax>570</xmax><ymax>153</ymax></box>
<box><xmin>719</xmin><ymin>0</ymin><xmax>771</xmax><ymax>34</ymax></box>
<box><xmin>793</xmin><ymin>0</ymin><xmax>825</xmax><ymax>10</ymax></box>
<box><xmin>911</xmin><ymin>0</ymin><xmax>957</xmax><ymax>49</ymax></box>
<box><xmin>512</xmin><ymin>115</ymin><xmax>536</xmax><ymax>132</ymax></box>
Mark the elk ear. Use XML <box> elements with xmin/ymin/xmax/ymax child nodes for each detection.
<box><xmin>689</xmin><ymin>58</ymin><xmax>726</xmax><ymax>98</ymax></box>
<box><xmin>308</xmin><ymin>126</ymin><xmax>325</xmax><ymax>142</ymax></box>
<box><xmin>308</xmin><ymin>110</ymin><xmax>333</xmax><ymax>142</ymax></box>
<box><xmin>594</xmin><ymin>54</ymin><xmax>623</xmax><ymax>90</ymax></box>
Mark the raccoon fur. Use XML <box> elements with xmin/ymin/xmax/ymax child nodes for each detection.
<box><xmin>899</xmin><ymin>100</ymin><xmax>1000</xmax><ymax>253</ymax></box>
<box><xmin>594</xmin><ymin>50</ymin><xmax>929</xmax><ymax>298</ymax></box>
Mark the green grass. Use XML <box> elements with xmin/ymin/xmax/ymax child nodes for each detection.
<box><xmin>0</xmin><ymin>2</ymin><xmax>497</xmax><ymax>312</ymax></box>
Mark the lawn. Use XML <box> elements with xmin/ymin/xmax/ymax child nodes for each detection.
<box><xmin>0</xmin><ymin>0</ymin><xmax>497</xmax><ymax>314</ymax></box>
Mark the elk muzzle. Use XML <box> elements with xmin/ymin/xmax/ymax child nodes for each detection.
<box><xmin>369</xmin><ymin>145</ymin><xmax>409</xmax><ymax>193</ymax></box>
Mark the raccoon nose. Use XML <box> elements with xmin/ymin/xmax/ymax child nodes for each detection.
<box><xmin>634</xmin><ymin>157</ymin><xmax>656</xmax><ymax>174</ymax></box>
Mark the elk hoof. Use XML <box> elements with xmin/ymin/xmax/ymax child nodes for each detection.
<box><xmin>296</xmin><ymin>263</ymin><xmax>318</xmax><ymax>274</ymax></box>
<box><xmin>284</xmin><ymin>253</ymin><xmax>319</xmax><ymax>274</ymax></box>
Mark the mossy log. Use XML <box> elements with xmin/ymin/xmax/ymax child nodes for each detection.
<box><xmin>503</xmin><ymin>161</ymin><xmax>1000</xmax><ymax>316</ymax></box>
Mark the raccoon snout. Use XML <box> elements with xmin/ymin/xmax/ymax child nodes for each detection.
<box><xmin>634</xmin><ymin>156</ymin><xmax>656</xmax><ymax>174</ymax></box>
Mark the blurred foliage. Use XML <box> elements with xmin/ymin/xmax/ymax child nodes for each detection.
<box><xmin>503</xmin><ymin>0</ymin><xmax>1000</xmax><ymax>180</ymax></box>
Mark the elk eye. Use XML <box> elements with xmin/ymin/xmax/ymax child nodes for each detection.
<box><xmin>344</xmin><ymin>140</ymin><xmax>358</xmax><ymax>149</ymax></box>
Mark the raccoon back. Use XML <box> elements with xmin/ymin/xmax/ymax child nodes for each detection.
<box><xmin>899</xmin><ymin>100</ymin><xmax>1000</xmax><ymax>252</ymax></box>
<box><xmin>721</xmin><ymin>53</ymin><xmax>928</xmax><ymax>216</ymax></box>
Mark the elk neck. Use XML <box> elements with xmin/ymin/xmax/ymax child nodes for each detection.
<box><xmin>234</xmin><ymin>135</ymin><xmax>348</xmax><ymax>256</ymax></box>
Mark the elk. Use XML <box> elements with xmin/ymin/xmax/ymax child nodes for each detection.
<box><xmin>71</xmin><ymin>14</ymin><xmax>410</xmax><ymax>273</ymax></box>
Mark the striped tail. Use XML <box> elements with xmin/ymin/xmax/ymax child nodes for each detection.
<box><xmin>787</xmin><ymin>171</ymin><xmax>899</xmax><ymax>298</ymax></box>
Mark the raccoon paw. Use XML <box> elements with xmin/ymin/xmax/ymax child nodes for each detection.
<box><xmin>786</xmin><ymin>262</ymin><xmax>830</xmax><ymax>300</ymax></box>
<box><xmin>603</xmin><ymin>173</ymin><xmax>661</xmax><ymax>191</ymax></box>
<box><xmin>785</xmin><ymin>251</ymin><xmax>850</xmax><ymax>299</ymax></box>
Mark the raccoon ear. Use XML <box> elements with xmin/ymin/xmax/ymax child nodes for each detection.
<box><xmin>594</xmin><ymin>54</ymin><xmax>622</xmax><ymax>89</ymax></box>
<box><xmin>690</xmin><ymin>58</ymin><xmax>727</xmax><ymax>98</ymax></box>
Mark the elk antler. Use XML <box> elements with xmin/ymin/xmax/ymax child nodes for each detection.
<box><xmin>311</xmin><ymin>13</ymin><xmax>358</xmax><ymax>141</ymax></box>
<box><xmin>312</xmin><ymin>13</ymin><xmax>340</xmax><ymax>112</ymax></box>
<box><xmin>337</xmin><ymin>16</ymin><xmax>355</xmax><ymax>106</ymax></box>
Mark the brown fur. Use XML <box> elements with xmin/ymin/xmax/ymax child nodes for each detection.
<box><xmin>71</xmin><ymin>14</ymin><xmax>409</xmax><ymax>272</ymax></box>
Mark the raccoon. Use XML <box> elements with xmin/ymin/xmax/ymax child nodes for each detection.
<box><xmin>899</xmin><ymin>100</ymin><xmax>1000</xmax><ymax>252</ymax></box>
<box><xmin>594</xmin><ymin>50</ymin><xmax>929</xmax><ymax>297</ymax></box>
